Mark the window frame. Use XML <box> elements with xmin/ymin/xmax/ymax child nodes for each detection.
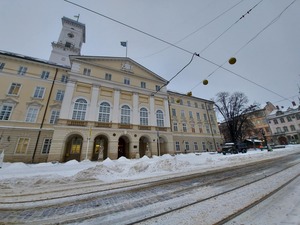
<box><xmin>98</xmin><ymin>102</ymin><xmax>111</xmax><ymax>123</ymax></box>
<box><xmin>8</xmin><ymin>83</ymin><xmax>21</xmax><ymax>96</ymax></box>
<box><xmin>33</xmin><ymin>86</ymin><xmax>45</xmax><ymax>99</ymax></box>
<box><xmin>42</xmin><ymin>138</ymin><xmax>52</xmax><ymax>154</ymax></box>
<box><xmin>72</xmin><ymin>98</ymin><xmax>87</xmax><ymax>121</ymax></box>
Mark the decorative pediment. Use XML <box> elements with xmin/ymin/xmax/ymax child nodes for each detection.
<box><xmin>0</xmin><ymin>97</ymin><xmax>19</xmax><ymax>105</ymax></box>
<box><xmin>69</xmin><ymin>55</ymin><xmax>168</xmax><ymax>84</ymax></box>
<box><xmin>26</xmin><ymin>101</ymin><xmax>44</xmax><ymax>108</ymax></box>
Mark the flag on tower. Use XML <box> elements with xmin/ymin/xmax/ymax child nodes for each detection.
<box><xmin>120</xmin><ymin>41</ymin><xmax>127</xmax><ymax>47</ymax></box>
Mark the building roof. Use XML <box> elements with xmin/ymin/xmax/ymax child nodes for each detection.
<box><xmin>0</xmin><ymin>50</ymin><xmax>70</xmax><ymax>69</ymax></box>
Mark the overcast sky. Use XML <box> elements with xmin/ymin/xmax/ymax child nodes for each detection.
<box><xmin>0</xmin><ymin>0</ymin><xmax>299</xmax><ymax>109</ymax></box>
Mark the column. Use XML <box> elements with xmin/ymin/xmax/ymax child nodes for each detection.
<box><xmin>112</xmin><ymin>89</ymin><xmax>120</xmax><ymax>123</ymax></box>
<box><xmin>87</xmin><ymin>85</ymin><xmax>100</xmax><ymax>121</ymax></box>
<box><xmin>149</xmin><ymin>96</ymin><xmax>156</xmax><ymax>126</ymax></box>
<box><xmin>132</xmin><ymin>93</ymin><xmax>139</xmax><ymax>125</ymax></box>
<box><xmin>60</xmin><ymin>81</ymin><xmax>75</xmax><ymax>119</ymax></box>
<box><xmin>164</xmin><ymin>98</ymin><xmax>170</xmax><ymax>127</ymax></box>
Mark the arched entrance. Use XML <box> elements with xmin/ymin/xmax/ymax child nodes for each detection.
<box><xmin>64</xmin><ymin>134</ymin><xmax>83</xmax><ymax>162</ymax></box>
<box><xmin>118</xmin><ymin>136</ymin><xmax>130</xmax><ymax>158</ymax></box>
<box><xmin>278</xmin><ymin>136</ymin><xmax>288</xmax><ymax>145</ymax></box>
<box><xmin>92</xmin><ymin>135</ymin><xmax>108</xmax><ymax>161</ymax></box>
<box><xmin>139</xmin><ymin>136</ymin><xmax>151</xmax><ymax>157</ymax></box>
<box><xmin>158</xmin><ymin>136</ymin><xmax>168</xmax><ymax>155</ymax></box>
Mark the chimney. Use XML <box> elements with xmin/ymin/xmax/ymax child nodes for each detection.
<box><xmin>292</xmin><ymin>101</ymin><xmax>296</xmax><ymax>106</ymax></box>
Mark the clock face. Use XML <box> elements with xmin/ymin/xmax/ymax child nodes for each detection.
<box><xmin>67</xmin><ymin>33</ymin><xmax>74</xmax><ymax>38</ymax></box>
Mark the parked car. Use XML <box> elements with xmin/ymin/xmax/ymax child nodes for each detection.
<box><xmin>221</xmin><ymin>143</ymin><xmax>247</xmax><ymax>155</ymax></box>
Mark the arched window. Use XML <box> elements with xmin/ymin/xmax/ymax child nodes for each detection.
<box><xmin>98</xmin><ymin>102</ymin><xmax>110</xmax><ymax>122</ymax></box>
<box><xmin>156</xmin><ymin>110</ymin><xmax>164</xmax><ymax>127</ymax></box>
<box><xmin>140</xmin><ymin>107</ymin><xmax>148</xmax><ymax>125</ymax></box>
<box><xmin>72</xmin><ymin>98</ymin><xmax>87</xmax><ymax>120</ymax></box>
<box><xmin>121</xmin><ymin>105</ymin><xmax>130</xmax><ymax>124</ymax></box>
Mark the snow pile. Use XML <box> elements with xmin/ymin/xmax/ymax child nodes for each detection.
<box><xmin>0</xmin><ymin>146</ymin><xmax>299</xmax><ymax>189</ymax></box>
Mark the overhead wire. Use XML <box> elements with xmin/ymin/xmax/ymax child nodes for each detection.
<box><xmin>64</xmin><ymin>0</ymin><xmax>293</xmax><ymax>103</ymax></box>
<box><xmin>138</xmin><ymin>0</ymin><xmax>245</xmax><ymax>59</ymax></box>
<box><xmin>199</xmin><ymin>0</ymin><xmax>264</xmax><ymax>54</ymax></box>
<box><xmin>191</xmin><ymin>0</ymin><xmax>297</xmax><ymax>103</ymax></box>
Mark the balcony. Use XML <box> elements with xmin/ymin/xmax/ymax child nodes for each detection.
<box><xmin>67</xmin><ymin>120</ymin><xmax>87</xmax><ymax>127</ymax></box>
<box><xmin>138</xmin><ymin>125</ymin><xmax>152</xmax><ymax>130</ymax></box>
<box><xmin>95</xmin><ymin>122</ymin><xmax>112</xmax><ymax>128</ymax></box>
<box><xmin>118</xmin><ymin>124</ymin><xmax>133</xmax><ymax>129</ymax></box>
<box><xmin>156</xmin><ymin>127</ymin><xmax>168</xmax><ymax>132</ymax></box>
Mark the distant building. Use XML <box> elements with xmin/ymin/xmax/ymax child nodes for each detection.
<box><xmin>218</xmin><ymin>102</ymin><xmax>276</xmax><ymax>145</ymax></box>
<box><xmin>0</xmin><ymin>17</ymin><xmax>221</xmax><ymax>163</ymax></box>
<box><xmin>267</xmin><ymin>104</ymin><xmax>300</xmax><ymax>145</ymax></box>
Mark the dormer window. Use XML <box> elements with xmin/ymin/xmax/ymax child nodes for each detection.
<box><xmin>65</xmin><ymin>42</ymin><xmax>72</xmax><ymax>48</ymax></box>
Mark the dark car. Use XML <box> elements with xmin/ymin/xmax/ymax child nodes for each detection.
<box><xmin>221</xmin><ymin>143</ymin><xmax>247</xmax><ymax>155</ymax></box>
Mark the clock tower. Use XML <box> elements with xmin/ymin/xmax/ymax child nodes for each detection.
<box><xmin>49</xmin><ymin>17</ymin><xmax>86</xmax><ymax>66</ymax></box>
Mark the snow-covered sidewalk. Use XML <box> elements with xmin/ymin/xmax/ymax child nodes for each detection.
<box><xmin>1</xmin><ymin>146</ymin><xmax>299</xmax><ymax>190</ymax></box>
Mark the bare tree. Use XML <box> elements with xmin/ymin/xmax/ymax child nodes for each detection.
<box><xmin>215</xmin><ymin>92</ymin><xmax>257</xmax><ymax>143</ymax></box>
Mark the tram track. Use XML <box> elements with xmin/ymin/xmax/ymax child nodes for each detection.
<box><xmin>0</xmin><ymin>153</ymin><xmax>299</xmax><ymax>224</ymax></box>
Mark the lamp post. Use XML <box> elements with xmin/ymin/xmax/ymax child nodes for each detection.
<box><xmin>261</xmin><ymin>128</ymin><xmax>272</xmax><ymax>151</ymax></box>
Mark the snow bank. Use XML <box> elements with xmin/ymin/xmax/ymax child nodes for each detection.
<box><xmin>0</xmin><ymin>146</ymin><xmax>299</xmax><ymax>189</ymax></box>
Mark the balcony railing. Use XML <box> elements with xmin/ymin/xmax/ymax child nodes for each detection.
<box><xmin>138</xmin><ymin>125</ymin><xmax>152</xmax><ymax>130</ymax></box>
<box><xmin>156</xmin><ymin>127</ymin><xmax>168</xmax><ymax>132</ymax></box>
<box><xmin>118</xmin><ymin>124</ymin><xmax>133</xmax><ymax>129</ymax></box>
<box><xmin>67</xmin><ymin>120</ymin><xmax>87</xmax><ymax>127</ymax></box>
<box><xmin>95</xmin><ymin>122</ymin><xmax>112</xmax><ymax>128</ymax></box>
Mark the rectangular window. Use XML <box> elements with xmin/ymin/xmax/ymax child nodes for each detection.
<box><xmin>287</xmin><ymin>116</ymin><xmax>292</xmax><ymax>122</ymax></box>
<box><xmin>180</xmin><ymin>99</ymin><xmax>183</xmax><ymax>105</ymax></box>
<box><xmin>204</xmin><ymin>113</ymin><xmax>208</xmax><ymax>121</ymax></box>
<box><xmin>0</xmin><ymin>104</ymin><xmax>13</xmax><ymax>120</ymax></box>
<box><xmin>280</xmin><ymin>118</ymin><xmax>285</xmax><ymax>123</ymax></box>
<box><xmin>201</xmin><ymin>104</ymin><xmax>205</xmax><ymax>109</ymax></box>
<box><xmin>290</xmin><ymin>125</ymin><xmax>296</xmax><ymax>131</ymax></box>
<box><xmin>202</xmin><ymin>142</ymin><xmax>206</xmax><ymax>151</ymax></box>
<box><xmin>42</xmin><ymin>138</ymin><xmax>52</xmax><ymax>154</ymax></box>
<box><xmin>141</xmin><ymin>82</ymin><xmax>146</xmax><ymax>88</ymax></box>
<box><xmin>296</xmin><ymin>114</ymin><xmax>300</xmax><ymax>120</ymax></box>
<box><xmin>50</xmin><ymin>110</ymin><xmax>60</xmax><ymax>124</ymax></box>
<box><xmin>206</xmin><ymin>124</ymin><xmax>210</xmax><ymax>133</ymax></box>
<box><xmin>283</xmin><ymin>126</ymin><xmax>288</xmax><ymax>132</ymax></box>
<box><xmin>196</xmin><ymin>112</ymin><xmax>201</xmax><ymax>120</ymax></box>
<box><xmin>189</xmin><ymin>111</ymin><xmax>193</xmax><ymax>118</ymax></box>
<box><xmin>173</xmin><ymin>122</ymin><xmax>178</xmax><ymax>131</ymax></box>
<box><xmin>181</xmin><ymin>110</ymin><xmax>185</xmax><ymax>117</ymax></box>
<box><xmin>183</xmin><ymin>123</ymin><xmax>187</xmax><ymax>132</ymax></box>
<box><xmin>155</xmin><ymin>85</ymin><xmax>160</xmax><ymax>91</ymax></box>
<box><xmin>18</xmin><ymin>66</ymin><xmax>27</xmax><ymax>75</ymax></box>
<box><xmin>15</xmin><ymin>137</ymin><xmax>29</xmax><ymax>154</ymax></box>
<box><xmin>124</xmin><ymin>78</ymin><xmax>130</xmax><ymax>85</ymax></box>
<box><xmin>0</xmin><ymin>62</ymin><xmax>5</xmax><ymax>70</ymax></box>
<box><xmin>33</xmin><ymin>86</ymin><xmax>45</xmax><ymax>99</ymax></box>
<box><xmin>61</xmin><ymin>75</ymin><xmax>68</xmax><ymax>83</ymax></box>
<box><xmin>175</xmin><ymin>141</ymin><xmax>180</xmax><ymax>151</ymax></box>
<box><xmin>41</xmin><ymin>71</ymin><xmax>50</xmax><ymax>79</ymax></box>
<box><xmin>83</xmin><ymin>68</ymin><xmax>91</xmax><ymax>76</ymax></box>
<box><xmin>8</xmin><ymin>83</ymin><xmax>21</xmax><ymax>95</ymax></box>
<box><xmin>105</xmin><ymin>73</ymin><xmax>112</xmax><ymax>80</ymax></box>
<box><xmin>194</xmin><ymin>142</ymin><xmax>199</xmax><ymax>151</ymax></box>
<box><xmin>273</xmin><ymin>119</ymin><xmax>278</xmax><ymax>124</ymax></box>
<box><xmin>170</xmin><ymin>97</ymin><xmax>174</xmax><ymax>103</ymax></box>
<box><xmin>55</xmin><ymin>90</ymin><xmax>64</xmax><ymax>101</ymax></box>
<box><xmin>187</xmin><ymin>101</ymin><xmax>191</xmax><ymax>107</ymax></box>
<box><xmin>172</xmin><ymin>108</ymin><xmax>176</xmax><ymax>117</ymax></box>
<box><xmin>210</xmin><ymin>114</ymin><xmax>214</xmax><ymax>122</ymax></box>
<box><xmin>194</xmin><ymin>102</ymin><xmax>198</xmax><ymax>108</ymax></box>
<box><xmin>25</xmin><ymin>107</ymin><xmax>39</xmax><ymax>123</ymax></box>
<box><xmin>185</xmin><ymin>142</ymin><xmax>190</xmax><ymax>151</ymax></box>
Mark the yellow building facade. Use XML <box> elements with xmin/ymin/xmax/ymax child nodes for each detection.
<box><xmin>0</xmin><ymin>51</ymin><xmax>69</xmax><ymax>162</ymax></box>
<box><xmin>168</xmin><ymin>91</ymin><xmax>222</xmax><ymax>153</ymax></box>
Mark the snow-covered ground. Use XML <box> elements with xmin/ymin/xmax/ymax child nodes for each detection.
<box><xmin>0</xmin><ymin>145</ymin><xmax>299</xmax><ymax>189</ymax></box>
<box><xmin>1</xmin><ymin>145</ymin><xmax>300</xmax><ymax>225</ymax></box>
